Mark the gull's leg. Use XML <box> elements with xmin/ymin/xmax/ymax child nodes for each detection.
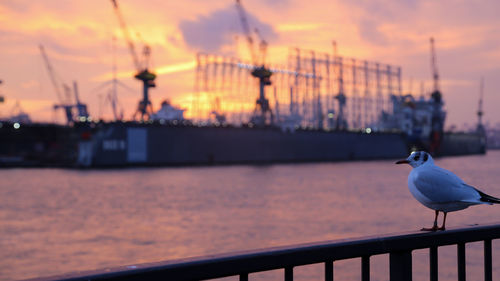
<box><xmin>421</xmin><ymin>210</ymin><xmax>439</xmax><ymax>231</ymax></box>
<box><xmin>438</xmin><ymin>212</ymin><xmax>448</xmax><ymax>231</ymax></box>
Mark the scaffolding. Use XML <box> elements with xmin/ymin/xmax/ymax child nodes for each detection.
<box><xmin>193</xmin><ymin>48</ymin><xmax>402</xmax><ymax>131</ymax></box>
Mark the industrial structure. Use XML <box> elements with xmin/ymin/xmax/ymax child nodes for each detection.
<box><xmin>193</xmin><ymin>48</ymin><xmax>402</xmax><ymax>132</ymax></box>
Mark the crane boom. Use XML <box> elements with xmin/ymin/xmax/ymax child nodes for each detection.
<box><xmin>110</xmin><ymin>0</ymin><xmax>140</xmax><ymax>70</ymax></box>
<box><xmin>235</xmin><ymin>0</ymin><xmax>257</xmax><ymax>65</ymax></box>
<box><xmin>254</xmin><ymin>28</ymin><xmax>267</xmax><ymax>66</ymax></box>
<box><xmin>39</xmin><ymin>45</ymin><xmax>64</xmax><ymax>103</ymax></box>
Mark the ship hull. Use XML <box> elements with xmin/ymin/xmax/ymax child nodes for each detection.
<box><xmin>438</xmin><ymin>132</ymin><xmax>487</xmax><ymax>156</ymax></box>
<box><xmin>88</xmin><ymin>124</ymin><xmax>410</xmax><ymax>167</ymax></box>
<box><xmin>0</xmin><ymin>122</ymin><xmax>76</xmax><ymax>167</ymax></box>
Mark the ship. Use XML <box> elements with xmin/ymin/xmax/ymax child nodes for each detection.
<box><xmin>80</xmin><ymin>85</ymin><xmax>485</xmax><ymax>168</ymax></box>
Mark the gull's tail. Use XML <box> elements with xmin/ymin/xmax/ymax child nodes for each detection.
<box><xmin>475</xmin><ymin>188</ymin><xmax>500</xmax><ymax>204</ymax></box>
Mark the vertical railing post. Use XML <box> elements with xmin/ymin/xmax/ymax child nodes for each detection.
<box><xmin>325</xmin><ymin>260</ymin><xmax>333</xmax><ymax>281</ymax></box>
<box><xmin>430</xmin><ymin>246</ymin><xmax>438</xmax><ymax>281</ymax></box>
<box><xmin>239</xmin><ymin>273</ymin><xmax>249</xmax><ymax>281</ymax></box>
<box><xmin>457</xmin><ymin>243</ymin><xmax>466</xmax><ymax>281</ymax></box>
<box><xmin>484</xmin><ymin>239</ymin><xmax>492</xmax><ymax>281</ymax></box>
<box><xmin>361</xmin><ymin>256</ymin><xmax>370</xmax><ymax>281</ymax></box>
<box><xmin>285</xmin><ymin>266</ymin><xmax>293</xmax><ymax>281</ymax></box>
<box><xmin>390</xmin><ymin>250</ymin><xmax>412</xmax><ymax>281</ymax></box>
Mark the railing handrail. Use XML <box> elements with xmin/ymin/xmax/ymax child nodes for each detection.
<box><xmin>27</xmin><ymin>222</ymin><xmax>500</xmax><ymax>281</ymax></box>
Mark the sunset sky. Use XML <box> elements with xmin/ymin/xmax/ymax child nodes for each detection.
<box><xmin>1</xmin><ymin>0</ymin><xmax>499</xmax><ymax>128</ymax></box>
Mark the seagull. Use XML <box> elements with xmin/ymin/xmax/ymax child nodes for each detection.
<box><xmin>396</xmin><ymin>151</ymin><xmax>500</xmax><ymax>231</ymax></box>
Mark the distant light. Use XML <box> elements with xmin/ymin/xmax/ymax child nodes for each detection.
<box><xmin>173</xmin><ymin>120</ymin><xmax>178</xmax><ymax>125</ymax></box>
<box><xmin>13</xmin><ymin>122</ymin><xmax>20</xmax><ymax>129</ymax></box>
<box><xmin>87</xmin><ymin>116</ymin><xmax>92</xmax><ymax>122</ymax></box>
<box><xmin>328</xmin><ymin>113</ymin><xmax>334</xmax><ymax>118</ymax></box>
<box><xmin>79</xmin><ymin>116</ymin><xmax>86</xmax><ymax>122</ymax></box>
<box><xmin>159</xmin><ymin>119</ymin><xmax>166</xmax><ymax>125</ymax></box>
<box><xmin>0</xmin><ymin>122</ymin><xmax>3</xmax><ymax>128</ymax></box>
<box><xmin>365</xmin><ymin>128</ymin><xmax>372</xmax><ymax>134</ymax></box>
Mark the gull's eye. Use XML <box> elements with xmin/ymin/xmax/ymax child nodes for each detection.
<box><xmin>414</xmin><ymin>154</ymin><xmax>420</xmax><ymax>161</ymax></box>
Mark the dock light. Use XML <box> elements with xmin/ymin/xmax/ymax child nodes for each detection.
<box><xmin>365</xmin><ymin>128</ymin><xmax>372</xmax><ymax>134</ymax></box>
<box><xmin>159</xmin><ymin>119</ymin><xmax>166</xmax><ymax>125</ymax></box>
<box><xmin>328</xmin><ymin>113</ymin><xmax>334</xmax><ymax>118</ymax></box>
<box><xmin>79</xmin><ymin>116</ymin><xmax>86</xmax><ymax>122</ymax></box>
<box><xmin>13</xmin><ymin>122</ymin><xmax>20</xmax><ymax>129</ymax></box>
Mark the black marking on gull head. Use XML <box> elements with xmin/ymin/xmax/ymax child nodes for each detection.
<box><xmin>413</xmin><ymin>151</ymin><xmax>421</xmax><ymax>161</ymax></box>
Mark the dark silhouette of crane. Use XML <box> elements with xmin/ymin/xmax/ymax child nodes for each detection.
<box><xmin>110</xmin><ymin>0</ymin><xmax>156</xmax><ymax>121</ymax></box>
<box><xmin>428</xmin><ymin>37</ymin><xmax>444</xmax><ymax>152</ymax></box>
<box><xmin>39</xmin><ymin>45</ymin><xmax>88</xmax><ymax>125</ymax></box>
<box><xmin>429</xmin><ymin>37</ymin><xmax>442</xmax><ymax>103</ymax></box>
<box><xmin>235</xmin><ymin>0</ymin><xmax>273</xmax><ymax>126</ymax></box>
<box><xmin>477</xmin><ymin>77</ymin><xmax>485</xmax><ymax>134</ymax></box>
<box><xmin>0</xmin><ymin>80</ymin><xmax>4</xmax><ymax>104</ymax></box>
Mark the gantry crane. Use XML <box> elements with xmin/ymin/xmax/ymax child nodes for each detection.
<box><xmin>235</xmin><ymin>0</ymin><xmax>273</xmax><ymax>125</ymax></box>
<box><xmin>110</xmin><ymin>0</ymin><xmax>156</xmax><ymax>121</ymax></box>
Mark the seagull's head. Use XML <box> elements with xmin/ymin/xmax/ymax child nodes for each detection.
<box><xmin>395</xmin><ymin>151</ymin><xmax>433</xmax><ymax>168</ymax></box>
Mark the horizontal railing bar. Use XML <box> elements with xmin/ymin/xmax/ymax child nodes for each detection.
<box><xmin>26</xmin><ymin>222</ymin><xmax>500</xmax><ymax>281</ymax></box>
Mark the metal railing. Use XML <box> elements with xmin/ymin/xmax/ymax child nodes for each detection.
<box><xmin>30</xmin><ymin>223</ymin><xmax>500</xmax><ymax>281</ymax></box>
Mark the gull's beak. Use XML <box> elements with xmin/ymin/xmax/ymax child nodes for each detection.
<box><xmin>395</xmin><ymin>159</ymin><xmax>409</xmax><ymax>164</ymax></box>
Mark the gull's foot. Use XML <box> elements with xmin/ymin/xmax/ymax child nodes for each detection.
<box><xmin>438</xmin><ymin>226</ymin><xmax>446</xmax><ymax>231</ymax></box>
<box><xmin>421</xmin><ymin>226</ymin><xmax>439</xmax><ymax>232</ymax></box>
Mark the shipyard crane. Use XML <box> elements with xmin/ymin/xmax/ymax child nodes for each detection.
<box><xmin>429</xmin><ymin>37</ymin><xmax>442</xmax><ymax>103</ymax></box>
<box><xmin>235</xmin><ymin>0</ymin><xmax>273</xmax><ymax>126</ymax></box>
<box><xmin>72</xmin><ymin>81</ymin><xmax>89</xmax><ymax>121</ymax></box>
<box><xmin>477</xmin><ymin>77</ymin><xmax>485</xmax><ymax>134</ymax></box>
<box><xmin>110</xmin><ymin>0</ymin><xmax>156</xmax><ymax>121</ymax></box>
<box><xmin>0</xmin><ymin>80</ymin><xmax>4</xmax><ymax>104</ymax></box>
<box><xmin>428</xmin><ymin>37</ymin><xmax>444</xmax><ymax>152</ymax></box>
<box><xmin>39</xmin><ymin>45</ymin><xmax>89</xmax><ymax>124</ymax></box>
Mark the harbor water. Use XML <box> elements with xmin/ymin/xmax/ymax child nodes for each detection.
<box><xmin>2</xmin><ymin>151</ymin><xmax>500</xmax><ymax>281</ymax></box>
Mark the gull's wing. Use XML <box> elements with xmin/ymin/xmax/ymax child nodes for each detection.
<box><xmin>411</xmin><ymin>166</ymin><xmax>480</xmax><ymax>203</ymax></box>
